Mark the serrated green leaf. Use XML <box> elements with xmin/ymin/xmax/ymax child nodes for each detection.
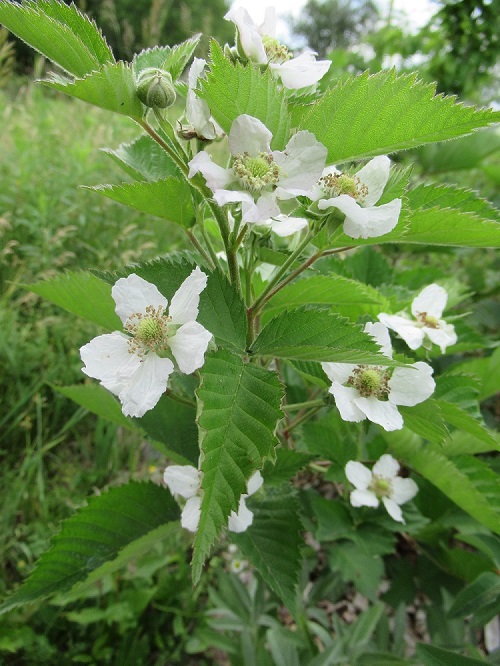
<box><xmin>417</xmin><ymin>127</ymin><xmax>500</xmax><ymax>173</ymax></box>
<box><xmin>261</xmin><ymin>274</ymin><xmax>389</xmax><ymax>324</ymax></box>
<box><xmin>27</xmin><ymin>272</ymin><xmax>121</xmax><ymax>330</ymax></box>
<box><xmin>415</xmin><ymin>643</ymin><xmax>488</xmax><ymax>666</ymax></box>
<box><xmin>162</xmin><ymin>34</ymin><xmax>201</xmax><ymax>80</ymax></box>
<box><xmin>252</xmin><ymin>307</ymin><xmax>394</xmax><ymax>364</ymax></box>
<box><xmin>399</xmin><ymin>400</ymin><xmax>450</xmax><ymax>444</ymax></box>
<box><xmin>102</xmin><ymin>135</ymin><xmax>181</xmax><ymax>182</ymax></box>
<box><xmin>0</xmin><ymin>482</ymin><xmax>179</xmax><ymax>614</ymax></box>
<box><xmin>84</xmin><ymin>177</ymin><xmax>195</xmax><ymax>228</ymax></box>
<box><xmin>0</xmin><ymin>0</ymin><xmax>113</xmax><ymax>78</ymax></box>
<box><xmin>300</xmin><ymin>70</ymin><xmax>500</xmax><ymax>164</ymax></box>
<box><xmin>44</xmin><ymin>62</ymin><xmax>143</xmax><ymax>119</ymax></box>
<box><xmin>328</xmin><ymin>541</ymin><xmax>384</xmax><ymax>601</ymax></box>
<box><xmin>193</xmin><ymin>350</ymin><xmax>284</xmax><ymax>582</ymax></box>
<box><xmin>408</xmin><ymin>183</ymin><xmax>500</xmax><ymax>222</ymax></box>
<box><xmin>452</xmin><ymin>348</ymin><xmax>500</xmax><ymax>401</ymax></box>
<box><xmin>233</xmin><ymin>485</ymin><xmax>303</xmax><ymax>613</ymax></box>
<box><xmin>436</xmin><ymin>400</ymin><xmax>497</xmax><ymax>449</ymax></box>
<box><xmin>132</xmin><ymin>46</ymin><xmax>172</xmax><ymax>75</ymax></box>
<box><xmin>199</xmin><ymin>41</ymin><xmax>291</xmax><ymax>150</ymax></box>
<box><xmin>262</xmin><ymin>448</ymin><xmax>312</xmax><ymax>485</ymax></box>
<box><xmin>300</xmin><ymin>409</ymin><xmax>360</xmax><ymax>464</ymax></box>
<box><xmin>385</xmin><ymin>430</ymin><xmax>500</xmax><ymax>535</ymax></box>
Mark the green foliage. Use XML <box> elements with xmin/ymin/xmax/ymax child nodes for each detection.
<box><xmin>299</xmin><ymin>70</ymin><xmax>500</xmax><ymax>164</ymax></box>
<box><xmin>200</xmin><ymin>41</ymin><xmax>292</xmax><ymax>150</ymax></box>
<box><xmin>0</xmin><ymin>482</ymin><xmax>179</xmax><ymax>614</ymax></box>
<box><xmin>102</xmin><ymin>134</ymin><xmax>181</xmax><ymax>181</ymax></box>
<box><xmin>416</xmin><ymin>643</ymin><xmax>488</xmax><ymax>666</ymax></box>
<box><xmin>193</xmin><ymin>350</ymin><xmax>284</xmax><ymax>582</ymax></box>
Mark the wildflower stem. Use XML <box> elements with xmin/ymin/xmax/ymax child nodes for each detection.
<box><xmin>198</xmin><ymin>218</ymin><xmax>222</xmax><ymax>271</ymax></box>
<box><xmin>138</xmin><ymin>120</ymin><xmax>188</xmax><ymax>177</ymax></box>
<box><xmin>185</xmin><ymin>229</ymin><xmax>215</xmax><ymax>269</ymax></box>
<box><xmin>167</xmin><ymin>391</ymin><xmax>196</xmax><ymax>408</ymax></box>
<box><xmin>281</xmin><ymin>405</ymin><xmax>323</xmax><ymax>437</ymax></box>
<box><xmin>282</xmin><ymin>399</ymin><xmax>326</xmax><ymax>412</ymax></box>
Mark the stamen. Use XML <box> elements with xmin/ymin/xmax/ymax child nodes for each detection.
<box><xmin>262</xmin><ymin>36</ymin><xmax>293</xmax><ymax>64</ymax></box>
<box><xmin>320</xmin><ymin>173</ymin><xmax>369</xmax><ymax>202</ymax></box>
<box><xmin>347</xmin><ymin>365</ymin><xmax>390</xmax><ymax>399</ymax></box>
<box><xmin>124</xmin><ymin>305</ymin><xmax>171</xmax><ymax>356</ymax></box>
<box><xmin>369</xmin><ymin>476</ymin><xmax>392</xmax><ymax>498</ymax></box>
<box><xmin>233</xmin><ymin>151</ymin><xmax>280</xmax><ymax>191</ymax></box>
<box><xmin>416</xmin><ymin>312</ymin><xmax>440</xmax><ymax>329</ymax></box>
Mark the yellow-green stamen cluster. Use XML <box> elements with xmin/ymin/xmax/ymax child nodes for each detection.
<box><xmin>125</xmin><ymin>305</ymin><xmax>171</xmax><ymax>356</ymax></box>
<box><xmin>233</xmin><ymin>151</ymin><xmax>280</xmax><ymax>191</ymax></box>
<box><xmin>416</xmin><ymin>312</ymin><xmax>440</xmax><ymax>329</ymax></box>
<box><xmin>347</xmin><ymin>365</ymin><xmax>390</xmax><ymax>399</ymax></box>
<box><xmin>320</xmin><ymin>173</ymin><xmax>369</xmax><ymax>202</ymax></box>
<box><xmin>369</xmin><ymin>476</ymin><xmax>392</xmax><ymax>498</ymax></box>
<box><xmin>262</xmin><ymin>35</ymin><xmax>293</xmax><ymax>64</ymax></box>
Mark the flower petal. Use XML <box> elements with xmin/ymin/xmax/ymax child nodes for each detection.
<box><xmin>253</xmin><ymin>192</ymin><xmax>281</xmax><ymax>222</ymax></box>
<box><xmin>356</xmin><ymin>156</ymin><xmax>391</xmax><ymax>207</ymax></box>
<box><xmin>364</xmin><ymin>322</ymin><xmax>393</xmax><ymax>358</ymax></box>
<box><xmin>188</xmin><ymin>151</ymin><xmax>232</xmax><ymax>191</ymax></box>
<box><xmin>259</xmin><ymin>6</ymin><xmax>277</xmax><ymax>37</ymax></box>
<box><xmin>372</xmin><ymin>454</ymin><xmax>400</xmax><ymax>479</ymax></box>
<box><xmin>169</xmin><ymin>321</ymin><xmax>212</xmax><ymax>374</ymax></box>
<box><xmin>181</xmin><ymin>495</ymin><xmax>201</xmax><ymax>532</ymax></box>
<box><xmin>112</xmin><ymin>273</ymin><xmax>167</xmax><ymax>324</ymax></box>
<box><xmin>186</xmin><ymin>58</ymin><xmax>217</xmax><ymax>140</ymax></box>
<box><xmin>342</xmin><ymin>198</ymin><xmax>401</xmax><ymax>239</ymax></box>
<box><xmin>169</xmin><ymin>266</ymin><xmax>208</xmax><ymax>326</ymax></box>
<box><xmin>273</xmin><ymin>130</ymin><xmax>327</xmax><ymax>195</ymax></box>
<box><xmin>329</xmin><ymin>382</ymin><xmax>367</xmax><ymax>422</ymax></box>
<box><xmin>411</xmin><ymin>284</ymin><xmax>448</xmax><ymax>319</ymax></box>
<box><xmin>389</xmin><ymin>362</ymin><xmax>435</xmax><ymax>407</ymax></box>
<box><xmin>321</xmin><ymin>362</ymin><xmax>357</xmax><ymax>385</ymax></box>
<box><xmin>382</xmin><ymin>497</ymin><xmax>404</xmax><ymax>523</ymax></box>
<box><xmin>424</xmin><ymin>324</ymin><xmax>457</xmax><ymax>353</ymax></box>
<box><xmin>271</xmin><ymin>52</ymin><xmax>330</xmax><ymax>89</ymax></box>
<box><xmin>350</xmin><ymin>489</ymin><xmax>379</xmax><ymax>508</ymax></box>
<box><xmin>118</xmin><ymin>353</ymin><xmax>174</xmax><ymax>418</ymax></box>
<box><xmin>228</xmin><ymin>497</ymin><xmax>254</xmax><ymax>533</ymax></box>
<box><xmin>345</xmin><ymin>460</ymin><xmax>372</xmax><ymax>490</ymax></box>
<box><xmin>267</xmin><ymin>214</ymin><xmax>308</xmax><ymax>237</ymax></box>
<box><xmin>80</xmin><ymin>332</ymin><xmax>140</xmax><ymax>393</ymax></box>
<box><xmin>353</xmin><ymin>396</ymin><xmax>404</xmax><ymax>431</ymax></box>
<box><xmin>391</xmin><ymin>477</ymin><xmax>419</xmax><ymax>505</ymax></box>
<box><xmin>378</xmin><ymin>313</ymin><xmax>425</xmax><ymax>350</ymax></box>
<box><xmin>247</xmin><ymin>471</ymin><xmax>263</xmax><ymax>496</ymax></box>
<box><xmin>224</xmin><ymin>7</ymin><xmax>267</xmax><ymax>64</ymax></box>
<box><xmin>228</xmin><ymin>114</ymin><xmax>272</xmax><ymax>156</ymax></box>
<box><xmin>163</xmin><ymin>465</ymin><xmax>200</xmax><ymax>499</ymax></box>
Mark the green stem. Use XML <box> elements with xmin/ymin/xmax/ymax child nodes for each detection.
<box><xmin>282</xmin><ymin>405</ymin><xmax>323</xmax><ymax>436</ymax></box>
<box><xmin>185</xmin><ymin>229</ymin><xmax>215</xmax><ymax>269</ymax></box>
<box><xmin>153</xmin><ymin>108</ymin><xmax>189</xmax><ymax>161</ymax></box>
<box><xmin>233</xmin><ymin>224</ymin><xmax>248</xmax><ymax>251</ymax></box>
<box><xmin>198</xmin><ymin>218</ymin><xmax>222</xmax><ymax>270</ymax></box>
<box><xmin>139</xmin><ymin>119</ymin><xmax>188</xmax><ymax>176</ymax></box>
<box><xmin>166</xmin><ymin>391</ymin><xmax>196</xmax><ymax>408</ymax></box>
<box><xmin>282</xmin><ymin>398</ymin><xmax>326</xmax><ymax>412</ymax></box>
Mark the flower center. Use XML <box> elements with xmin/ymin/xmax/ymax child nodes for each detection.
<box><xmin>233</xmin><ymin>151</ymin><xmax>280</xmax><ymax>191</ymax></box>
<box><xmin>320</xmin><ymin>173</ymin><xmax>369</xmax><ymax>202</ymax></box>
<box><xmin>347</xmin><ymin>365</ymin><xmax>390</xmax><ymax>399</ymax></box>
<box><xmin>125</xmin><ymin>305</ymin><xmax>171</xmax><ymax>356</ymax></box>
<box><xmin>262</xmin><ymin>35</ymin><xmax>293</xmax><ymax>64</ymax></box>
<box><xmin>369</xmin><ymin>476</ymin><xmax>392</xmax><ymax>498</ymax></box>
<box><xmin>416</xmin><ymin>312</ymin><xmax>440</xmax><ymax>329</ymax></box>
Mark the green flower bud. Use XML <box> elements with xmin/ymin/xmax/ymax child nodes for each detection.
<box><xmin>136</xmin><ymin>68</ymin><xmax>176</xmax><ymax>109</ymax></box>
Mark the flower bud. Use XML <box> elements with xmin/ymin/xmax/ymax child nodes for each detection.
<box><xmin>136</xmin><ymin>68</ymin><xmax>176</xmax><ymax>109</ymax></box>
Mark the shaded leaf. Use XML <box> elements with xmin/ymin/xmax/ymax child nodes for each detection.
<box><xmin>102</xmin><ymin>135</ymin><xmax>181</xmax><ymax>182</ymax></box>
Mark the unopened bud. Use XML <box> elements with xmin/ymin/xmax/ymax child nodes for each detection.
<box><xmin>136</xmin><ymin>68</ymin><xmax>176</xmax><ymax>109</ymax></box>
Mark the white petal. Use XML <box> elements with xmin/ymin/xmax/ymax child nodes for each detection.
<box><xmin>228</xmin><ymin>114</ymin><xmax>272</xmax><ymax>157</ymax></box>
<box><xmin>364</xmin><ymin>322</ymin><xmax>393</xmax><ymax>358</ymax></box>
<box><xmin>424</xmin><ymin>324</ymin><xmax>457</xmax><ymax>353</ymax></box>
<box><xmin>112</xmin><ymin>273</ymin><xmax>167</xmax><ymax>324</ymax></box>
<box><xmin>259</xmin><ymin>7</ymin><xmax>277</xmax><ymax>37</ymax></box>
<box><xmin>353</xmin><ymin>397</ymin><xmax>404</xmax><ymax>431</ymax></box>
<box><xmin>188</xmin><ymin>151</ymin><xmax>232</xmax><ymax>191</ymax></box>
<box><xmin>163</xmin><ymin>465</ymin><xmax>200</xmax><ymax>499</ymax></box>
<box><xmin>391</xmin><ymin>477</ymin><xmax>418</xmax><ymax>505</ymax></box>
<box><xmin>267</xmin><ymin>215</ymin><xmax>308</xmax><ymax>237</ymax></box>
<box><xmin>350</xmin><ymin>489</ymin><xmax>379</xmax><ymax>508</ymax></box>
<box><xmin>247</xmin><ymin>471</ymin><xmax>263</xmax><ymax>496</ymax></box>
<box><xmin>271</xmin><ymin>52</ymin><xmax>330</xmax><ymax>89</ymax></box>
<box><xmin>411</xmin><ymin>284</ymin><xmax>448</xmax><ymax>319</ymax></box>
<box><xmin>253</xmin><ymin>192</ymin><xmax>281</xmax><ymax>222</ymax></box>
<box><xmin>186</xmin><ymin>59</ymin><xmax>217</xmax><ymax>140</ymax></box>
<box><xmin>321</xmin><ymin>362</ymin><xmax>357</xmax><ymax>385</ymax></box>
<box><xmin>382</xmin><ymin>497</ymin><xmax>404</xmax><ymax>523</ymax></box>
<box><xmin>228</xmin><ymin>498</ymin><xmax>254</xmax><ymax>533</ymax></box>
<box><xmin>80</xmin><ymin>332</ymin><xmax>140</xmax><ymax>394</ymax></box>
<box><xmin>372</xmin><ymin>454</ymin><xmax>400</xmax><ymax>480</ymax></box>
<box><xmin>356</xmin><ymin>156</ymin><xmax>391</xmax><ymax>207</ymax></box>
<box><xmin>169</xmin><ymin>321</ymin><xmax>212</xmax><ymax>374</ymax></box>
<box><xmin>345</xmin><ymin>461</ymin><xmax>372</xmax><ymax>490</ymax></box>
<box><xmin>329</xmin><ymin>382</ymin><xmax>367</xmax><ymax>422</ymax></box>
<box><xmin>169</xmin><ymin>266</ymin><xmax>208</xmax><ymax>326</ymax></box>
<box><xmin>389</xmin><ymin>362</ymin><xmax>435</xmax><ymax>407</ymax></box>
<box><xmin>181</xmin><ymin>495</ymin><xmax>201</xmax><ymax>532</ymax></box>
<box><xmin>119</xmin><ymin>353</ymin><xmax>174</xmax><ymax>418</ymax></box>
<box><xmin>340</xmin><ymin>198</ymin><xmax>401</xmax><ymax>239</ymax></box>
<box><xmin>309</xmin><ymin>165</ymin><xmax>340</xmax><ymax>202</ymax></box>
<box><xmin>224</xmin><ymin>7</ymin><xmax>267</xmax><ymax>64</ymax></box>
<box><xmin>378</xmin><ymin>313</ymin><xmax>425</xmax><ymax>350</ymax></box>
<box><xmin>273</xmin><ymin>131</ymin><xmax>327</xmax><ymax>195</ymax></box>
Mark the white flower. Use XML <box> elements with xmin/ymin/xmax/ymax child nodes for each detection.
<box><xmin>188</xmin><ymin>114</ymin><xmax>327</xmax><ymax>224</ymax></box>
<box><xmin>345</xmin><ymin>454</ymin><xmax>418</xmax><ymax>523</ymax></box>
<box><xmin>184</xmin><ymin>58</ymin><xmax>221</xmax><ymax>141</ymax></box>
<box><xmin>321</xmin><ymin>322</ymin><xmax>435</xmax><ymax>431</ymax></box>
<box><xmin>163</xmin><ymin>465</ymin><xmax>263</xmax><ymax>533</ymax></box>
<box><xmin>378</xmin><ymin>284</ymin><xmax>458</xmax><ymax>353</ymax></box>
<box><xmin>312</xmin><ymin>156</ymin><xmax>402</xmax><ymax>239</ymax></box>
<box><xmin>225</xmin><ymin>6</ymin><xmax>330</xmax><ymax>89</ymax></box>
<box><xmin>80</xmin><ymin>268</ymin><xmax>212</xmax><ymax>418</ymax></box>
